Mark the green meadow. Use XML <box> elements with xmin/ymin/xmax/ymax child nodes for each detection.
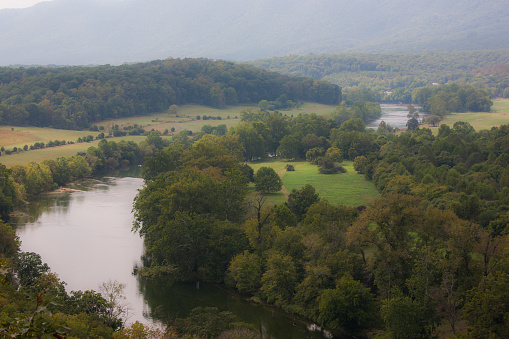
<box><xmin>249</xmin><ymin>160</ymin><xmax>379</xmax><ymax>207</ymax></box>
<box><xmin>427</xmin><ymin>98</ymin><xmax>509</xmax><ymax>134</ymax></box>
<box><xmin>1</xmin><ymin>103</ymin><xmax>337</xmax><ymax>167</ymax></box>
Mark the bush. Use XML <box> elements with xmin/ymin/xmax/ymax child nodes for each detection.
<box><xmin>286</xmin><ymin>164</ymin><xmax>295</xmax><ymax>171</ymax></box>
<box><xmin>318</xmin><ymin>158</ymin><xmax>347</xmax><ymax>174</ymax></box>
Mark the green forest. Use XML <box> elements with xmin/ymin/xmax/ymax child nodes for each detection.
<box><xmin>128</xmin><ymin>112</ymin><xmax>509</xmax><ymax>338</ymax></box>
<box><xmin>0</xmin><ymin>53</ymin><xmax>508</xmax><ymax>338</ymax></box>
<box><xmin>0</xmin><ymin>58</ymin><xmax>340</xmax><ymax>130</ymax></box>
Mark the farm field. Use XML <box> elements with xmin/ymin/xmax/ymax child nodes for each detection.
<box><xmin>427</xmin><ymin>98</ymin><xmax>509</xmax><ymax>134</ymax></box>
<box><xmin>249</xmin><ymin>159</ymin><xmax>379</xmax><ymax>207</ymax></box>
<box><xmin>0</xmin><ymin>103</ymin><xmax>336</xmax><ymax>167</ymax></box>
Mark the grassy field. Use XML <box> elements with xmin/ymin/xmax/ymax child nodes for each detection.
<box><xmin>427</xmin><ymin>98</ymin><xmax>509</xmax><ymax>134</ymax></box>
<box><xmin>249</xmin><ymin>159</ymin><xmax>379</xmax><ymax>206</ymax></box>
<box><xmin>0</xmin><ymin>103</ymin><xmax>337</xmax><ymax>167</ymax></box>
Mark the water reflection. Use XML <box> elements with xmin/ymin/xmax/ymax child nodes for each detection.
<box><xmin>137</xmin><ymin>276</ymin><xmax>331</xmax><ymax>339</ymax></box>
<box><xmin>13</xmin><ymin>175</ymin><xmax>342</xmax><ymax>338</ymax></box>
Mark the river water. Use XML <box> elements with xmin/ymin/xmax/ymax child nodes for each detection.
<box><xmin>366</xmin><ymin>104</ymin><xmax>426</xmax><ymax>130</ymax></box>
<box><xmin>11</xmin><ymin>176</ymin><xmax>332</xmax><ymax>339</ymax></box>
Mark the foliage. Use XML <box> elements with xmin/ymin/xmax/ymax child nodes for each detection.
<box><xmin>382</xmin><ymin>296</ymin><xmax>438</xmax><ymax>339</ymax></box>
<box><xmin>317</xmin><ymin>275</ymin><xmax>377</xmax><ymax>331</ymax></box>
<box><xmin>15</xmin><ymin>252</ymin><xmax>50</xmax><ymax>287</ymax></box>
<box><xmin>463</xmin><ymin>273</ymin><xmax>509</xmax><ymax>338</ymax></box>
<box><xmin>227</xmin><ymin>251</ymin><xmax>263</xmax><ymax>294</ymax></box>
<box><xmin>0</xmin><ymin>220</ymin><xmax>19</xmax><ymax>259</ymax></box>
<box><xmin>172</xmin><ymin>307</ymin><xmax>239</xmax><ymax>338</ymax></box>
<box><xmin>0</xmin><ymin>164</ymin><xmax>17</xmax><ymax>222</ymax></box>
<box><xmin>112</xmin><ymin>321</ymin><xmax>169</xmax><ymax>339</ymax></box>
<box><xmin>254</xmin><ymin>166</ymin><xmax>282</xmax><ymax>194</ymax></box>
<box><xmin>286</xmin><ymin>184</ymin><xmax>320</xmax><ymax>221</ymax></box>
<box><xmin>260</xmin><ymin>252</ymin><xmax>298</xmax><ymax>305</ymax></box>
<box><xmin>0</xmin><ymin>59</ymin><xmax>340</xmax><ymax>129</ymax></box>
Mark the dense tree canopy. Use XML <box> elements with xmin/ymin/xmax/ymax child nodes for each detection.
<box><xmin>0</xmin><ymin>58</ymin><xmax>340</xmax><ymax>129</ymax></box>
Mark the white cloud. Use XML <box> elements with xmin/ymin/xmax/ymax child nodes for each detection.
<box><xmin>0</xmin><ymin>0</ymin><xmax>53</xmax><ymax>10</ymax></box>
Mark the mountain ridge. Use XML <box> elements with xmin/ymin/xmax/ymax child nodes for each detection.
<box><xmin>1</xmin><ymin>0</ymin><xmax>508</xmax><ymax>66</ymax></box>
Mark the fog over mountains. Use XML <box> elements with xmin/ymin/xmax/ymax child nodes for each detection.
<box><xmin>1</xmin><ymin>0</ymin><xmax>508</xmax><ymax>66</ymax></box>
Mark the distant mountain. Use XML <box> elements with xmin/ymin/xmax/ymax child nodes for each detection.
<box><xmin>1</xmin><ymin>0</ymin><xmax>508</xmax><ymax>66</ymax></box>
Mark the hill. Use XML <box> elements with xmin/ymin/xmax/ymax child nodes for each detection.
<box><xmin>0</xmin><ymin>0</ymin><xmax>508</xmax><ymax>65</ymax></box>
<box><xmin>251</xmin><ymin>50</ymin><xmax>509</xmax><ymax>98</ymax></box>
<box><xmin>0</xmin><ymin>58</ymin><xmax>340</xmax><ymax>129</ymax></box>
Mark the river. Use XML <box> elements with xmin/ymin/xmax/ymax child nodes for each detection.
<box><xmin>11</xmin><ymin>176</ymin><xmax>333</xmax><ymax>339</ymax></box>
<box><xmin>366</xmin><ymin>104</ymin><xmax>426</xmax><ymax>130</ymax></box>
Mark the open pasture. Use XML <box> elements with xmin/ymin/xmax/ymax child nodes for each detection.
<box><xmin>1</xmin><ymin>103</ymin><xmax>337</xmax><ymax>167</ymax></box>
<box><xmin>0</xmin><ymin>136</ymin><xmax>148</xmax><ymax>167</ymax></box>
<box><xmin>0</xmin><ymin>126</ymin><xmax>101</xmax><ymax>150</ymax></box>
<box><xmin>427</xmin><ymin>98</ymin><xmax>509</xmax><ymax>134</ymax></box>
<box><xmin>249</xmin><ymin>159</ymin><xmax>379</xmax><ymax>207</ymax></box>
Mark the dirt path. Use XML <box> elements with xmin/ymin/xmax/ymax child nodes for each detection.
<box><xmin>277</xmin><ymin>163</ymin><xmax>306</xmax><ymax>197</ymax></box>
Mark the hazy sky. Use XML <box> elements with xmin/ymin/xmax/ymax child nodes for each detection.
<box><xmin>0</xmin><ymin>0</ymin><xmax>52</xmax><ymax>9</ymax></box>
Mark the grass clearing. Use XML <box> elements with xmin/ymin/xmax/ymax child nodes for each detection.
<box><xmin>1</xmin><ymin>103</ymin><xmax>337</xmax><ymax>167</ymax></box>
<box><xmin>249</xmin><ymin>159</ymin><xmax>379</xmax><ymax>206</ymax></box>
<box><xmin>0</xmin><ymin>136</ymin><xmax>149</xmax><ymax>167</ymax></box>
<box><xmin>427</xmin><ymin>98</ymin><xmax>509</xmax><ymax>134</ymax></box>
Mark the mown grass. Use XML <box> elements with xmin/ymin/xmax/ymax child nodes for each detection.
<box><xmin>249</xmin><ymin>159</ymin><xmax>379</xmax><ymax>206</ymax></box>
<box><xmin>1</xmin><ymin>103</ymin><xmax>337</xmax><ymax>167</ymax></box>
<box><xmin>0</xmin><ymin>136</ymin><xmax>149</xmax><ymax>167</ymax></box>
<box><xmin>427</xmin><ymin>98</ymin><xmax>509</xmax><ymax>134</ymax></box>
<box><xmin>283</xmin><ymin>161</ymin><xmax>379</xmax><ymax>206</ymax></box>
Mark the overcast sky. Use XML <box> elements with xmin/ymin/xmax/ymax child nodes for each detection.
<box><xmin>0</xmin><ymin>0</ymin><xmax>52</xmax><ymax>9</ymax></box>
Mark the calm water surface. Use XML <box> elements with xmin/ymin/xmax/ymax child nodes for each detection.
<box><xmin>366</xmin><ymin>104</ymin><xmax>426</xmax><ymax>130</ymax></box>
<box><xmin>12</xmin><ymin>177</ymin><xmax>334</xmax><ymax>339</ymax></box>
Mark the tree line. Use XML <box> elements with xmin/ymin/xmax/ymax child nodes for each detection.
<box><xmin>0</xmin><ymin>58</ymin><xmax>340</xmax><ymax>129</ymax></box>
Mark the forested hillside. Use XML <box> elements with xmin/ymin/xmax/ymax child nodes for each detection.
<box><xmin>251</xmin><ymin>50</ymin><xmax>509</xmax><ymax>98</ymax></box>
<box><xmin>0</xmin><ymin>58</ymin><xmax>340</xmax><ymax>129</ymax></box>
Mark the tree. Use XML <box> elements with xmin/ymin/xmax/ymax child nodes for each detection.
<box><xmin>276</xmin><ymin>133</ymin><xmax>303</xmax><ymax>159</ymax></box>
<box><xmin>0</xmin><ymin>220</ymin><xmax>20</xmax><ymax>259</ymax></box>
<box><xmin>15</xmin><ymin>252</ymin><xmax>50</xmax><ymax>287</ymax></box>
<box><xmin>463</xmin><ymin>273</ymin><xmax>509</xmax><ymax>338</ymax></box>
<box><xmin>254</xmin><ymin>166</ymin><xmax>282</xmax><ymax>194</ymax></box>
<box><xmin>99</xmin><ymin>280</ymin><xmax>132</xmax><ymax>330</ymax></box>
<box><xmin>113</xmin><ymin>321</ymin><xmax>168</xmax><ymax>339</ymax></box>
<box><xmin>230</xmin><ymin>122</ymin><xmax>267</xmax><ymax>161</ymax></box>
<box><xmin>0</xmin><ymin>164</ymin><xmax>17</xmax><ymax>221</ymax></box>
<box><xmin>64</xmin><ymin>289</ymin><xmax>108</xmax><ymax>316</ymax></box>
<box><xmin>260</xmin><ymin>252</ymin><xmax>298</xmax><ymax>305</ymax></box>
<box><xmin>168</xmin><ymin>104</ymin><xmax>179</xmax><ymax>115</ymax></box>
<box><xmin>317</xmin><ymin>275</ymin><xmax>376</xmax><ymax>332</ymax></box>
<box><xmin>145</xmin><ymin>131</ymin><xmax>166</xmax><ymax>150</ymax></box>
<box><xmin>407</xmin><ymin>104</ymin><xmax>419</xmax><ymax>119</ymax></box>
<box><xmin>424</xmin><ymin>114</ymin><xmax>441</xmax><ymax>127</ymax></box>
<box><xmin>406</xmin><ymin>117</ymin><xmax>419</xmax><ymax>131</ymax></box>
<box><xmin>172</xmin><ymin>307</ymin><xmax>238</xmax><ymax>338</ymax></box>
<box><xmin>227</xmin><ymin>251</ymin><xmax>263</xmax><ymax>293</ymax></box>
<box><xmin>383</xmin><ymin>296</ymin><xmax>437</xmax><ymax>339</ymax></box>
<box><xmin>141</xmin><ymin>144</ymin><xmax>183</xmax><ymax>181</ymax></box>
<box><xmin>286</xmin><ymin>184</ymin><xmax>319</xmax><ymax>221</ymax></box>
